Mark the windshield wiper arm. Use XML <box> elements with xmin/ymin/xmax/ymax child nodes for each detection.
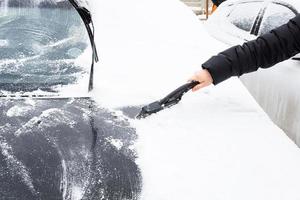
<box><xmin>69</xmin><ymin>0</ymin><xmax>99</xmax><ymax>92</ymax></box>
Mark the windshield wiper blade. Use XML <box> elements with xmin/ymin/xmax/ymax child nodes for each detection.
<box><xmin>136</xmin><ymin>81</ymin><xmax>199</xmax><ymax>119</ymax></box>
<box><xmin>69</xmin><ymin>0</ymin><xmax>98</xmax><ymax>92</ymax></box>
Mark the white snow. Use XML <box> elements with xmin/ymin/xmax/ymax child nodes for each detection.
<box><xmin>70</xmin><ymin>186</ymin><xmax>85</xmax><ymax>200</ymax></box>
<box><xmin>6</xmin><ymin>105</ymin><xmax>32</xmax><ymax>117</ymax></box>
<box><xmin>86</xmin><ymin>0</ymin><xmax>300</xmax><ymax>199</ymax></box>
<box><xmin>107</xmin><ymin>138</ymin><xmax>124</xmax><ymax>150</ymax></box>
<box><xmin>0</xmin><ymin>40</ymin><xmax>8</xmax><ymax>47</ymax></box>
<box><xmin>133</xmin><ymin>79</ymin><xmax>300</xmax><ymax>200</ymax></box>
<box><xmin>0</xmin><ymin>135</ymin><xmax>37</xmax><ymax>195</ymax></box>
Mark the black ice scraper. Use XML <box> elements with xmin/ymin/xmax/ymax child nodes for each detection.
<box><xmin>136</xmin><ymin>81</ymin><xmax>199</xmax><ymax>119</ymax></box>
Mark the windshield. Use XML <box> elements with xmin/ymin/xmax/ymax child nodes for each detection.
<box><xmin>0</xmin><ymin>0</ymin><xmax>91</xmax><ymax>94</ymax></box>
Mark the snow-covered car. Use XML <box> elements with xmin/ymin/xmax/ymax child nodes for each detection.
<box><xmin>92</xmin><ymin>0</ymin><xmax>300</xmax><ymax>199</ymax></box>
<box><xmin>206</xmin><ymin>0</ymin><xmax>300</xmax><ymax>43</ymax></box>
<box><xmin>2</xmin><ymin>0</ymin><xmax>300</xmax><ymax>199</ymax></box>
<box><xmin>206</xmin><ymin>0</ymin><xmax>300</xmax><ymax>145</ymax></box>
<box><xmin>0</xmin><ymin>1</ymin><xmax>141</xmax><ymax>199</ymax></box>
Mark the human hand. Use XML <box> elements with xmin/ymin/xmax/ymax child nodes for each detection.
<box><xmin>188</xmin><ymin>69</ymin><xmax>213</xmax><ymax>92</ymax></box>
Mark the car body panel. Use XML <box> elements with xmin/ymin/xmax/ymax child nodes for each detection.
<box><xmin>0</xmin><ymin>98</ymin><xmax>141</xmax><ymax>199</ymax></box>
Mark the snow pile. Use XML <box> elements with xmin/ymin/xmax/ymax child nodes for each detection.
<box><xmin>6</xmin><ymin>105</ymin><xmax>32</xmax><ymax>117</ymax></box>
<box><xmin>88</xmin><ymin>0</ymin><xmax>300</xmax><ymax>199</ymax></box>
<box><xmin>89</xmin><ymin>0</ymin><xmax>226</xmax><ymax>107</ymax></box>
<box><xmin>133</xmin><ymin>79</ymin><xmax>300</xmax><ymax>200</ymax></box>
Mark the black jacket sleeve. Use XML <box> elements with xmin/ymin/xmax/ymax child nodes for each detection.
<box><xmin>202</xmin><ymin>14</ymin><xmax>300</xmax><ymax>85</ymax></box>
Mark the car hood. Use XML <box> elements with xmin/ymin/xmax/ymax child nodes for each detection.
<box><xmin>0</xmin><ymin>98</ymin><xmax>141</xmax><ymax>200</ymax></box>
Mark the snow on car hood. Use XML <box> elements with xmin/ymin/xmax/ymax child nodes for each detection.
<box><xmin>89</xmin><ymin>0</ymin><xmax>228</xmax><ymax>107</ymax></box>
<box><xmin>88</xmin><ymin>0</ymin><xmax>300</xmax><ymax>199</ymax></box>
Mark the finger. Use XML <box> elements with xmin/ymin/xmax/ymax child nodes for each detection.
<box><xmin>192</xmin><ymin>82</ymin><xmax>206</xmax><ymax>92</ymax></box>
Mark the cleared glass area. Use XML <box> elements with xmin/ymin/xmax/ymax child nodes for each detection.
<box><xmin>0</xmin><ymin>0</ymin><xmax>91</xmax><ymax>93</ymax></box>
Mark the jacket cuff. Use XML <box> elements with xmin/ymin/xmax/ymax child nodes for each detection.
<box><xmin>202</xmin><ymin>54</ymin><xmax>234</xmax><ymax>85</ymax></box>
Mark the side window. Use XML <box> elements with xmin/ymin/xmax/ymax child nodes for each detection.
<box><xmin>228</xmin><ymin>2</ymin><xmax>262</xmax><ymax>32</ymax></box>
<box><xmin>258</xmin><ymin>4</ymin><xmax>296</xmax><ymax>35</ymax></box>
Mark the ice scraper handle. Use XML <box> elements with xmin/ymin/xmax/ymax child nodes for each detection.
<box><xmin>160</xmin><ymin>81</ymin><xmax>200</xmax><ymax>105</ymax></box>
<box><xmin>136</xmin><ymin>81</ymin><xmax>199</xmax><ymax>119</ymax></box>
